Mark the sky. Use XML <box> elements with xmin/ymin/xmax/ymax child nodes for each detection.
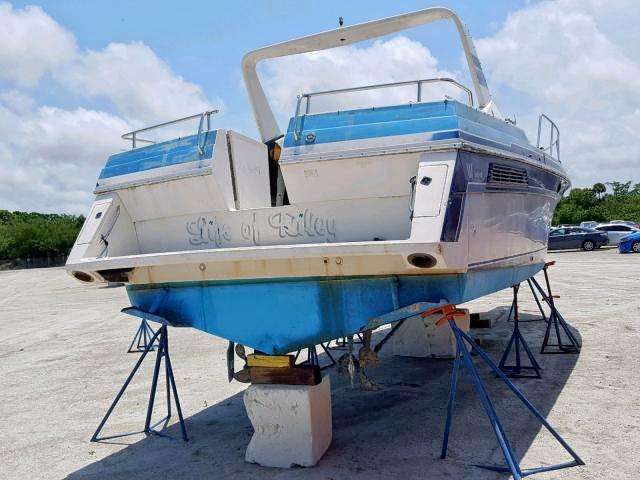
<box><xmin>1</xmin><ymin>0</ymin><xmax>639</xmax><ymax>214</ymax></box>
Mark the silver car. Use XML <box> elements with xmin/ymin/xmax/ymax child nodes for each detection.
<box><xmin>579</xmin><ymin>221</ymin><xmax>598</xmax><ymax>229</ymax></box>
<box><xmin>595</xmin><ymin>223</ymin><xmax>640</xmax><ymax>246</ymax></box>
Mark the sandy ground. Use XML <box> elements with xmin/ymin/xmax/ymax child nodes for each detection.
<box><xmin>1</xmin><ymin>247</ymin><xmax>639</xmax><ymax>479</ymax></box>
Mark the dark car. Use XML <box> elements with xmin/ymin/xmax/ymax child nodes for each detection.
<box><xmin>548</xmin><ymin>227</ymin><xmax>609</xmax><ymax>251</ymax></box>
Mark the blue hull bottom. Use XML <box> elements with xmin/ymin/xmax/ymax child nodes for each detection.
<box><xmin>126</xmin><ymin>264</ymin><xmax>542</xmax><ymax>354</ymax></box>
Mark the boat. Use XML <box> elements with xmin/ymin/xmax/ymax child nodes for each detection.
<box><xmin>66</xmin><ymin>7</ymin><xmax>569</xmax><ymax>355</ymax></box>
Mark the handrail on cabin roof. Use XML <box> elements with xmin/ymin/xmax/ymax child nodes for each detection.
<box><xmin>121</xmin><ymin>110</ymin><xmax>219</xmax><ymax>149</ymax></box>
<box><xmin>291</xmin><ymin>78</ymin><xmax>474</xmax><ymax>143</ymax></box>
<box><xmin>537</xmin><ymin>113</ymin><xmax>560</xmax><ymax>162</ymax></box>
<box><xmin>298</xmin><ymin>77</ymin><xmax>473</xmax><ymax>112</ymax></box>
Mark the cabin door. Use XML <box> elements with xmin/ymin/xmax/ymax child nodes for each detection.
<box><xmin>412</xmin><ymin>163</ymin><xmax>449</xmax><ymax>217</ymax></box>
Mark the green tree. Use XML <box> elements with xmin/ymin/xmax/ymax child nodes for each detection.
<box><xmin>553</xmin><ymin>180</ymin><xmax>640</xmax><ymax>225</ymax></box>
<box><xmin>592</xmin><ymin>182</ymin><xmax>606</xmax><ymax>199</ymax></box>
<box><xmin>0</xmin><ymin>210</ymin><xmax>85</xmax><ymax>264</ymax></box>
<box><xmin>606</xmin><ymin>181</ymin><xmax>632</xmax><ymax>196</ymax></box>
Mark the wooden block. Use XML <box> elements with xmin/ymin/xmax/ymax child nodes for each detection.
<box><xmin>247</xmin><ymin>354</ymin><xmax>294</xmax><ymax>368</ymax></box>
<box><xmin>249</xmin><ymin>365</ymin><xmax>321</xmax><ymax>386</ymax></box>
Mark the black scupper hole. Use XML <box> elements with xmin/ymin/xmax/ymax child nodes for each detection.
<box><xmin>407</xmin><ymin>253</ymin><xmax>437</xmax><ymax>269</ymax></box>
<box><xmin>72</xmin><ymin>271</ymin><xmax>94</xmax><ymax>282</ymax></box>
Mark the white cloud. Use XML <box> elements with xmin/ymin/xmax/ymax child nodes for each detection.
<box><xmin>0</xmin><ymin>98</ymin><xmax>128</xmax><ymax>213</ymax></box>
<box><xmin>476</xmin><ymin>0</ymin><xmax>640</xmax><ymax>187</ymax></box>
<box><xmin>262</xmin><ymin>36</ymin><xmax>461</xmax><ymax>123</ymax></box>
<box><xmin>58</xmin><ymin>42</ymin><xmax>217</xmax><ymax>126</ymax></box>
<box><xmin>0</xmin><ymin>4</ymin><xmax>220</xmax><ymax>213</ymax></box>
<box><xmin>0</xmin><ymin>2</ymin><xmax>76</xmax><ymax>86</ymax></box>
<box><xmin>3</xmin><ymin>0</ymin><xmax>639</xmax><ymax>215</ymax></box>
<box><xmin>0</xmin><ymin>89</ymin><xmax>35</xmax><ymax>113</ymax></box>
<box><xmin>256</xmin><ymin>9</ymin><xmax>640</xmax><ymax>191</ymax></box>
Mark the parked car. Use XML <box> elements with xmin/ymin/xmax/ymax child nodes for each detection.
<box><xmin>609</xmin><ymin>220</ymin><xmax>640</xmax><ymax>229</ymax></box>
<box><xmin>579</xmin><ymin>220</ymin><xmax>599</xmax><ymax>229</ymax></box>
<box><xmin>548</xmin><ymin>227</ymin><xmax>609</xmax><ymax>251</ymax></box>
<box><xmin>594</xmin><ymin>223</ymin><xmax>640</xmax><ymax>245</ymax></box>
<box><xmin>618</xmin><ymin>232</ymin><xmax>640</xmax><ymax>253</ymax></box>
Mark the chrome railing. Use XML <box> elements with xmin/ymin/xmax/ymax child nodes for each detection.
<box><xmin>536</xmin><ymin>113</ymin><xmax>560</xmax><ymax>162</ymax></box>
<box><xmin>121</xmin><ymin>110</ymin><xmax>219</xmax><ymax>151</ymax></box>
<box><xmin>292</xmin><ymin>78</ymin><xmax>473</xmax><ymax>142</ymax></box>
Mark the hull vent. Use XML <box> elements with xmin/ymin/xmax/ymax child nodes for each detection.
<box><xmin>488</xmin><ymin>164</ymin><xmax>528</xmax><ymax>186</ymax></box>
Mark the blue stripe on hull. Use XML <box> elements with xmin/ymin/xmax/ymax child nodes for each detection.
<box><xmin>126</xmin><ymin>263</ymin><xmax>543</xmax><ymax>354</ymax></box>
<box><xmin>283</xmin><ymin>101</ymin><xmax>529</xmax><ymax>149</ymax></box>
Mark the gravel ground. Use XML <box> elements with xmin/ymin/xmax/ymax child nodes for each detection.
<box><xmin>1</xmin><ymin>247</ymin><xmax>638</xmax><ymax>479</ymax></box>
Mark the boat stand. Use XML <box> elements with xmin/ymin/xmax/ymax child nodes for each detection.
<box><xmin>498</xmin><ymin>284</ymin><xmax>541</xmax><ymax>378</ymax></box>
<box><xmin>92</xmin><ymin>308</ymin><xmax>188</xmax><ymax>442</ymax></box>
<box><xmin>328</xmin><ymin>333</ymin><xmax>364</xmax><ymax>349</ymax></box>
<box><xmin>373</xmin><ymin>317</ymin><xmax>407</xmax><ymax>354</ymax></box>
<box><xmin>295</xmin><ymin>343</ymin><xmax>337</xmax><ymax>371</ymax></box>
<box><xmin>529</xmin><ymin>262</ymin><xmax>581</xmax><ymax>354</ymax></box>
<box><xmin>428</xmin><ymin>304</ymin><xmax>583</xmax><ymax>479</ymax></box>
<box><xmin>127</xmin><ymin>317</ymin><xmax>158</xmax><ymax>353</ymax></box>
<box><xmin>507</xmin><ymin>278</ymin><xmax>547</xmax><ymax>324</ymax></box>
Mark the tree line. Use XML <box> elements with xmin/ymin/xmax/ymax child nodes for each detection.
<box><xmin>0</xmin><ymin>210</ymin><xmax>85</xmax><ymax>265</ymax></box>
<box><xmin>553</xmin><ymin>181</ymin><xmax>640</xmax><ymax>226</ymax></box>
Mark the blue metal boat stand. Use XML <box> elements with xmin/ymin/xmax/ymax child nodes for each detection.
<box><xmin>498</xmin><ymin>284</ymin><xmax>542</xmax><ymax>378</ymax></box>
<box><xmin>429</xmin><ymin>304</ymin><xmax>584</xmax><ymax>479</ymax></box>
<box><xmin>506</xmin><ymin>278</ymin><xmax>548</xmax><ymax>324</ymax></box>
<box><xmin>127</xmin><ymin>294</ymin><xmax>166</xmax><ymax>353</ymax></box>
<box><xmin>300</xmin><ymin>316</ymin><xmax>412</xmax><ymax>373</ymax></box>
<box><xmin>295</xmin><ymin>342</ymin><xmax>337</xmax><ymax>371</ymax></box>
<box><xmin>525</xmin><ymin>277</ymin><xmax>548</xmax><ymax>323</ymax></box>
<box><xmin>328</xmin><ymin>333</ymin><xmax>364</xmax><ymax>350</ymax></box>
<box><xmin>372</xmin><ymin>318</ymin><xmax>408</xmax><ymax>354</ymax></box>
<box><xmin>529</xmin><ymin>262</ymin><xmax>582</xmax><ymax>354</ymax></box>
<box><xmin>91</xmin><ymin>307</ymin><xmax>188</xmax><ymax>442</ymax></box>
<box><xmin>127</xmin><ymin>316</ymin><xmax>158</xmax><ymax>353</ymax></box>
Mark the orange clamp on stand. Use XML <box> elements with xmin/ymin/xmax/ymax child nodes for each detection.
<box><xmin>420</xmin><ymin>304</ymin><xmax>467</xmax><ymax>327</ymax></box>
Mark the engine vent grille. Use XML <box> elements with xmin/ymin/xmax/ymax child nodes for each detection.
<box><xmin>488</xmin><ymin>164</ymin><xmax>528</xmax><ymax>186</ymax></box>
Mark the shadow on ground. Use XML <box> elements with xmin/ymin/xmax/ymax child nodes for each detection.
<box><xmin>67</xmin><ymin>309</ymin><xmax>582</xmax><ymax>480</ymax></box>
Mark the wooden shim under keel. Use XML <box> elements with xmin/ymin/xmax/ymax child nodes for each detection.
<box><xmin>249</xmin><ymin>365</ymin><xmax>321</xmax><ymax>385</ymax></box>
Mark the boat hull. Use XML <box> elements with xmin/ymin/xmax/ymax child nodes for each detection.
<box><xmin>66</xmin><ymin>109</ymin><xmax>568</xmax><ymax>356</ymax></box>
<box><xmin>127</xmin><ymin>262</ymin><xmax>543</xmax><ymax>354</ymax></box>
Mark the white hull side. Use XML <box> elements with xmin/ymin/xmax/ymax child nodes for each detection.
<box><xmin>66</xmin><ymin>147</ymin><xmax>558</xmax><ymax>286</ymax></box>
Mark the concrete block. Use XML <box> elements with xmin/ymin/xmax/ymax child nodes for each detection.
<box><xmin>243</xmin><ymin>375</ymin><xmax>332</xmax><ymax>468</ymax></box>
<box><xmin>392</xmin><ymin>308</ymin><xmax>470</xmax><ymax>358</ymax></box>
